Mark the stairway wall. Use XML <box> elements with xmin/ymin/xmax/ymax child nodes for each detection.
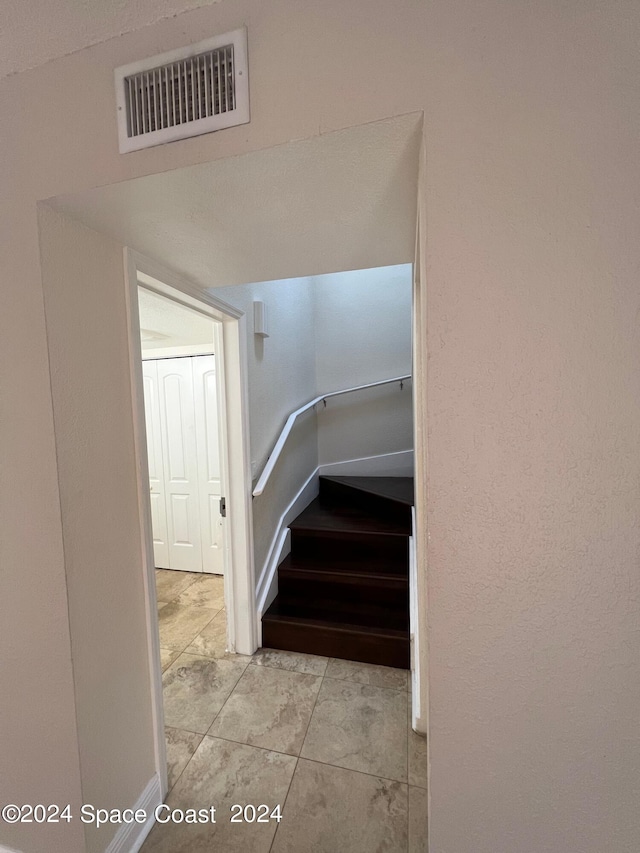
<box><xmin>213</xmin><ymin>265</ymin><xmax>414</xmax><ymax>581</ymax></box>
<box><xmin>313</xmin><ymin>265</ymin><xmax>413</xmax><ymax>469</ymax></box>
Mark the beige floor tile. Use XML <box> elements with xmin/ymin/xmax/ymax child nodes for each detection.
<box><xmin>409</xmin><ymin>785</ymin><xmax>428</xmax><ymax>852</ymax></box>
<box><xmin>160</xmin><ymin>648</ymin><xmax>180</xmax><ymax>672</ymax></box>
<box><xmin>158</xmin><ymin>602</ymin><xmax>217</xmax><ymax>651</ymax></box>
<box><xmin>162</xmin><ymin>653</ymin><xmax>248</xmax><ymax>733</ymax></box>
<box><xmin>301</xmin><ymin>678</ymin><xmax>408</xmax><ymax>782</ymax></box>
<box><xmin>186</xmin><ymin>609</ymin><xmax>252</xmax><ymax>663</ymax></box>
<box><xmin>408</xmin><ymin>705</ymin><xmax>428</xmax><ymax>789</ymax></box>
<box><xmin>209</xmin><ymin>664</ymin><xmax>322</xmax><ymax>755</ymax></box>
<box><xmin>141</xmin><ymin>736</ymin><xmax>296</xmax><ymax>853</ymax></box>
<box><xmin>271</xmin><ymin>758</ymin><xmax>408</xmax><ymax>853</ymax></box>
<box><xmin>155</xmin><ymin>569</ymin><xmax>199</xmax><ymax>602</ymax></box>
<box><xmin>174</xmin><ymin>573</ymin><xmax>225</xmax><ymax>609</ymax></box>
<box><xmin>251</xmin><ymin>647</ymin><xmax>328</xmax><ymax>676</ymax></box>
<box><xmin>325</xmin><ymin>657</ymin><xmax>408</xmax><ymax>690</ymax></box>
<box><xmin>165</xmin><ymin>727</ymin><xmax>203</xmax><ymax>790</ymax></box>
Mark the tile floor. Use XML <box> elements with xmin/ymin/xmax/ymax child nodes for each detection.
<box><xmin>142</xmin><ymin>569</ymin><xmax>427</xmax><ymax>852</ymax></box>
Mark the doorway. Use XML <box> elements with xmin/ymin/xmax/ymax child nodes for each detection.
<box><xmin>124</xmin><ymin>249</ymin><xmax>257</xmax><ymax>795</ymax></box>
<box><xmin>43</xmin><ymin>113</ymin><xmax>427</xmax><ymax>822</ymax></box>
<box><xmin>139</xmin><ymin>289</ymin><xmax>225</xmax><ymax>576</ymax></box>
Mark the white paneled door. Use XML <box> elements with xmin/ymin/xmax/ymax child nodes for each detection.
<box><xmin>142</xmin><ymin>355</ymin><xmax>224</xmax><ymax>574</ymax></box>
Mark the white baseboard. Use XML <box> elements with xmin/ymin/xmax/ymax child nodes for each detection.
<box><xmin>105</xmin><ymin>773</ymin><xmax>163</xmax><ymax>853</ymax></box>
<box><xmin>0</xmin><ymin>843</ymin><xmax>23</xmax><ymax>852</ymax></box>
<box><xmin>255</xmin><ymin>468</ymin><xmax>320</xmax><ymax>642</ymax></box>
<box><xmin>319</xmin><ymin>449</ymin><xmax>414</xmax><ymax>477</ymax></box>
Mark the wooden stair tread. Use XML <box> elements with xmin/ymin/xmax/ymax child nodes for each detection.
<box><xmin>263</xmin><ymin>600</ymin><xmax>408</xmax><ymax>639</ymax></box>
<box><xmin>266</xmin><ymin>596</ymin><xmax>407</xmax><ymax>631</ymax></box>
<box><xmin>322</xmin><ymin>476</ymin><xmax>414</xmax><ymax>506</ymax></box>
<box><xmin>262</xmin><ymin>600</ymin><xmax>410</xmax><ymax>669</ymax></box>
<box><xmin>278</xmin><ymin>553</ymin><xmax>408</xmax><ymax>583</ymax></box>
<box><xmin>289</xmin><ymin>498</ymin><xmax>409</xmax><ymax>537</ymax></box>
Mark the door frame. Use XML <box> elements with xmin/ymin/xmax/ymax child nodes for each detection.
<box><xmin>411</xmin><ymin>128</ymin><xmax>429</xmax><ymax>739</ymax></box>
<box><xmin>123</xmin><ymin>248</ymin><xmax>257</xmax><ymax>795</ymax></box>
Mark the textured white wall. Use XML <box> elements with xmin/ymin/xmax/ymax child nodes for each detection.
<box><xmin>38</xmin><ymin>205</ymin><xmax>157</xmax><ymax>853</ymax></box>
<box><xmin>424</xmin><ymin>5</ymin><xmax>640</xmax><ymax>850</ymax></box>
<box><xmin>0</xmin><ymin>0</ymin><xmax>222</xmax><ymax>78</ymax></box>
<box><xmin>0</xmin><ymin>2</ymin><xmax>639</xmax><ymax>852</ymax></box>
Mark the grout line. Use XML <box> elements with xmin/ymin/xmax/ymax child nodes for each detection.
<box><xmin>298</xmin><ymin>755</ymin><xmax>408</xmax><ymax>787</ymax></box>
<box><xmin>296</xmin><ymin>672</ymin><xmax>409</xmax><ymax>786</ymax></box>
<box><xmin>268</xmin><ymin>755</ymin><xmax>299</xmax><ymax>853</ymax></box>
<box><xmin>202</xmin><ymin>730</ymin><xmax>301</xmax><ymax>760</ymax></box>
<box><xmin>250</xmin><ymin>654</ymin><xmax>408</xmax><ymax>688</ymax></box>
<box><xmin>163</xmin><ymin>727</ymin><xmax>205</xmax><ymax>800</ymax></box>
<box><xmin>299</xmin><ymin>670</ymin><xmax>325</xmax><ymax>754</ymax></box>
<box><xmin>156</xmin><ymin>570</ymin><xmax>202</xmax><ymax>605</ymax></box>
<box><xmin>322</xmin><ymin>673</ymin><xmax>408</xmax><ymax>692</ymax></box>
<box><xmin>159</xmin><ymin>730</ymin><xmax>411</xmax><ymax>810</ymax></box>
<box><xmin>185</xmin><ymin>650</ymin><xmax>252</xmax><ymax>664</ymax></box>
<box><xmin>160</xmin><ymin>607</ymin><xmax>225</xmax><ymax>659</ymax></box>
<box><xmin>205</xmin><ymin>657</ymin><xmax>326</xmax><ymax>748</ymax></box>
<box><xmin>249</xmin><ymin>652</ymin><xmax>327</xmax><ymax>670</ymax></box>
<box><xmin>169</xmin><ymin>602</ymin><xmax>249</xmax><ymax>734</ymax></box>
<box><xmin>204</xmin><ymin>661</ymin><xmax>251</xmax><ymax>732</ymax></box>
<box><xmin>248</xmin><ymin>660</ymin><xmax>327</xmax><ymax>677</ymax></box>
<box><xmin>164</xmin><ymin>723</ymin><xmax>208</xmax><ymax>737</ymax></box>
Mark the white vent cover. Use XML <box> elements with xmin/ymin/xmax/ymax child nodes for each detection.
<box><xmin>115</xmin><ymin>28</ymin><xmax>249</xmax><ymax>153</ymax></box>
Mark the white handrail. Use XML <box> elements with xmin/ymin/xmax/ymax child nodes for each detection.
<box><xmin>252</xmin><ymin>374</ymin><xmax>411</xmax><ymax>497</ymax></box>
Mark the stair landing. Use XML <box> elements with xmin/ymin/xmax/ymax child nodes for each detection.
<box><xmin>322</xmin><ymin>476</ymin><xmax>414</xmax><ymax>506</ymax></box>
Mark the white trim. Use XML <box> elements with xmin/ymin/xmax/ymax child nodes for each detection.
<box><xmin>412</xmin><ymin>124</ymin><xmax>430</xmax><ymax>747</ymax></box>
<box><xmin>0</xmin><ymin>843</ymin><xmax>24</xmax><ymax>852</ymax></box>
<box><xmin>104</xmin><ymin>773</ymin><xmax>163</xmax><ymax>853</ymax></box>
<box><xmin>255</xmin><ymin>467</ymin><xmax>320</xmax><ymax>642</ymax></box>
<box><xmin>253</xmin><ymin>376</ymin><xmax>411</xmax><ymax>497</ymax></box>
<box><xmin>123</xmin><ymin>253</ymin><xmax>168</xmax><ymax>796</ymax></box>
<box><xmin>218</xmin><ymin>311</ymin><xmax>257</xmax><ymax>654</ymax></box>
<box><xmin>123</xmin><ymin>249</ymin><xmax>257</xmax><ymax>795</ymax></box>
<box><xmin>319</xmin><ymin>449</ymin><xmax>414</xmax><ymax>478</ymax></box>
<box><xmin>141</xmin><ymin>344</ymin><xmax>216</xmax><ymax>359</ymax></box>
<box><xmin>256</xmin><ymin>528</ymin><xmax>289</xmax><ymax>635</ymax></box>
<box><xmin>409</xmin><ymin>506</ymin><xmax>425</xmax><ymax>732</ymax></box>
<box><xmin>137</xmin><ymin>269</ymin><xmax>243</xmax><ymax>320</ymax></box>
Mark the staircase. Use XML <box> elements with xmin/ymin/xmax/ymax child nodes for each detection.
<box><xmin>262</xmin><ymin>476</ymin><xmax>413</xmax><ymax>669</ymax></box>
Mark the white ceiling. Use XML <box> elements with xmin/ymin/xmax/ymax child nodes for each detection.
<box><xmin>50</xmin><ymin>114</ymin><xmax>421</xmax><ymax>291</ymax></box>
<box><xmin>0</xmin><ymin>0</ymin><xmax>217</xmax><ymax>79</ymax></box>
<box><xmin>138</xmin><ymin>285</ymin><xmax>214</xmax><ymax>350</ymax></box>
